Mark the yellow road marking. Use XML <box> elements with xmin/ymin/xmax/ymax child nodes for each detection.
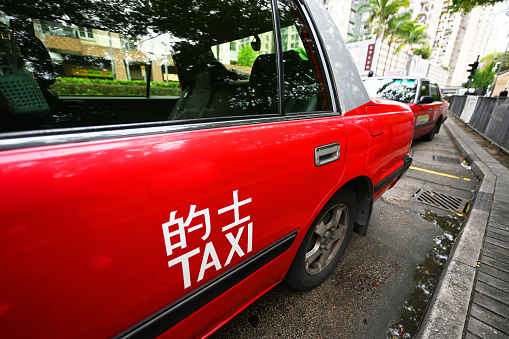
<box><xmin>409</xmin><ymin>166</ymin><xmax>471</xmax><ymax>181</ymax></box>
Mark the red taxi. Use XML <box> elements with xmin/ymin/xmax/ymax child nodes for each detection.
<box><xmin>0</xmin><ymin>0</ymin><xmax>414</xmax><ymax>338</ymax></box>
<box><xmin>363</xmin><ymin>77</ymin><xmax>448</xmax><ymax>141</ymax></box>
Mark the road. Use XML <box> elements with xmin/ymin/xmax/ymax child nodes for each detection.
<box><xmin>211</xmin><ymin>128</ymin><xmax>479</xmax><ymax>338</ymax></box>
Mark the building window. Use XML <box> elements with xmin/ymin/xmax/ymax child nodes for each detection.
<box><xmin>78</xmin><ymin>26</ymin><xmax>94</xmax><ymax>39</ymax></box>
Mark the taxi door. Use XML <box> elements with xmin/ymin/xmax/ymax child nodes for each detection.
<box><xmin>414</xmin><ymin>79</ymin><xmax>434</xmax><ymax>138</ymax></box>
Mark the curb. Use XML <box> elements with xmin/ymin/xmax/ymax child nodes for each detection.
<box><xmin>416</xmin><ymin>118</ymin><xmax>495</xmax><ymax>338</ymax></box>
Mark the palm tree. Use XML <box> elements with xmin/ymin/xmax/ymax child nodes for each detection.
<box><xmin>359</xmin><ymin>0</ymin><xmax>410</xmax><ymax>73</ymax></box>
<box><xmin>413</xmin><ymin>44</ymin><xmax>433</xmax><ymax>59</ymax></box>
<box><xmin>383</xmin><ymin>10</ymin><xmax>412</xmax><ymax>75</ymax></box>
<box><xmin>395</xmin><ymin>21</ymin><xmax>430</xmax><ymax>57</ymax></box>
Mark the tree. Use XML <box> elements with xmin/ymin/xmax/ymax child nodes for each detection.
<box><xmin>360</xmin><ymin>0</ymin><xmax>410</xmax><ymax>39</ymax></box>
<box><xmin>413</xmin><ymin>44</ymin><xmax>433</xmax><ymax>59</ymax></box>
<box><xmin>468</xmin><ymin>62</ymin><xmax>496</xmax><ymax>94</ymax></box>
<box><xmin>394</xmin><ymin>21</ymin><xmax>430</xmax><ymax>56</ymax></box>
<box><xmin>359</xmin><ymin>0</ymin><xmax>410</xmax><ymax>73</ymax></box>
<box><xmin>383</xmin><ymin>10</ymin><xmax>412</xmax><ymax>74</ymax></box>
<box><xmin>237</xmin><ymin>45</ymin><xmax>258</xmax><ymax>67</ymax></box>
<box><xmin>449</xmin><ymin>0</ymin><xmax>503</xmax><ymax>13</ymax></box>
<box><xmin>481</xmin><ymin>52</ymin><xmax>509</xmax><ymax>73</ymax></box>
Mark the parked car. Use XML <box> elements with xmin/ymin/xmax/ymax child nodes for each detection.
<box><xmin>363</xmin><ymin>77</ymin><xmax>448</xmax><ymax>141</ymax></box>
<box><xmin>0</xmin><ymin>1</ymin><xmax>414</xmax><ymax>338</ymax></box>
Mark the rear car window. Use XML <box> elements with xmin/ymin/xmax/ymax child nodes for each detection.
<box><xmin>278</xmin><ymin>0</ymin><xmax>330</xmax><ymax>113</ymax></box>
<box><xmin>363</xmin><ymin>78</ymin><xmax>417</xmax><ymax>104</ymax></box>
<box><xmin>420</xmin><ymin>81</ymin><xmax>430</xmax><ymax>99</ymax></box>
<box><xmin>430</xmin><ymin>83</ymin><xmax>441</xmax><ymax>102</ymax></box>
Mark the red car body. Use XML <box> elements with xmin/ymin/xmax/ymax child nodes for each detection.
<box><xmin>0</xmin><ymin>0</ymin><xmax>414</xmax><ymax>338</ymax></box>
<box><xmin>363</xmin><ymin>77</ymin><xmax>448</xmax><ymax>141</ymax></box>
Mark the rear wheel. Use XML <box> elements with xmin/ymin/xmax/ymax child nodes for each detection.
<box><xmin>422</xmin><ymin>121</ymin><xmax>438</xmax><ymax>141</ymax></box>
<box><xmin>284</xmin><ymin>187</ymin><xmax>357</xmax><ymax>291</ymax></box>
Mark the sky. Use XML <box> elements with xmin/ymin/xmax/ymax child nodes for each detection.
<box><xmin>493</xmin><ymin>2</ymin><xmax>509</xmax><ymax>53</ymax></box>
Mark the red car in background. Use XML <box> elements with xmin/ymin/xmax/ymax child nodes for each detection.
<box><xmin>0</xmin><ymin>0</ymin><xmax>414</xmax><ymax>338</ymax></box>
<box><xmin>363</xmin><ymin>77</ymin><xmax>448</xmax><ymax>141</ymax></box>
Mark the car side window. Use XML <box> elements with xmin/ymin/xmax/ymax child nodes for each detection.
<box><xmin>277</xmin><ymin>0</ymin><xmax>330</xmax><ymax>113</ymax></box>
<box><xmin>430</xmin><ymin>83</ymin><xmax>440</xmax><ymax>102</ymax></box>
<box><xmin>0</xmin><ymin>1</ymin><xmax>278</xmax><ymax>134</ymax></box>
<box><xmin>420</xmin><ymin>81</ymin><xmax>430</xmax><ymax>99</ymax></box>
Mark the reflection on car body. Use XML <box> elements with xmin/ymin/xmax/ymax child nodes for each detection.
<box><xmin>0</xmin><ymin>1</ymin><xmax>414</xmax><ymax>338</ymax></box>
<box><xmin>363</xmin><ymin>76</ymin><xmax>448</xmax><ymax>141</ymax></box>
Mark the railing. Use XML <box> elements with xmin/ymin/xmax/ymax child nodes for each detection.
<box><xmin>448</xmin><ymin>95</ymin><xmax>509</xmax><ymax>154</ymax></box>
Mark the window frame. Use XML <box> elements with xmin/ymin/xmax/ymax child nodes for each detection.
<box><xmin>0</xmin><ymin>0</ymin><xmax>338</xmax><ymax>150</ymax></box>
<box><xmin>288</xmin><ymin>0</ymin><xmax>338</xmax><ymax>114</ymax></box>
<box><xmin>78</xmin><ymin>26</ymin><xmax>94</xmax><ymax>40</ymax></box>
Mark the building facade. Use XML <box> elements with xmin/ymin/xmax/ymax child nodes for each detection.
<box><xmin>327</xmin><ymin>0</ymin><xmax>498</xmax><ymax>86</ymax></box>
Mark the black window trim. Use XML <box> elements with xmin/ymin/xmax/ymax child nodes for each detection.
<box><xmin>291</xmin><ymin>0</ymin><xmax>339</xmax><ymax>114</ymax></box>
<box><xmin>271</xmin><ymin>0</ymin><xmax>285</xmax><ymax>116</ymax></box>
<box><xmin>273</xmin><ymin>0</ymin><xmax>336</xmax><ymax>115</ymax></box>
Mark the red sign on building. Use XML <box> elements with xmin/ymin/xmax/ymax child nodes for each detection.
<box><xmin>365</xmin><ymin>43</ymin><xmax>375</xmax><ymax>71</ymax></box>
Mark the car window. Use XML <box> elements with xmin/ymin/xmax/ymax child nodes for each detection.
<box><xmin>277</xmin><ymin>0</ymin><xmax>330</xmax><ymax>113</ymax></box>
<box><xmin>420</xmin><ymin>81</ymin><xmax>430</xmax><ymax>99</ymax></box>
<box><xmin>0</xmin><ymin>1</ymin><xmax>279</xmax><ymax>134</ymax></box>
<box><xmin>430</xmin><ymin>83</ymin><xmax>441</xmax><ymax>102</ymax></box>
<box><xmin>363</xmin><ymin>78</ymin><xmax>417</xmax><ymax>104</ymax></box>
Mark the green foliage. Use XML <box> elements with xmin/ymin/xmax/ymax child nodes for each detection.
<box><xmin>449</xmin><ymin>0</ymin><xmax>502</xmax><ymax>13</ymax></box>
<box><xmin>52</xmin><ymin>77</ymin><xmax>181</xmax><ymax>96</ymax></box>
<box><xmin>56</xmin><ymin>77</ymin><xmax>180</xmax><ymax>88</ymax></box>
<box><xmin>395</xmin><ymin>21</ymin><xmax>429</xmax><ymax>54</ymax></box>
<box><xmin>359</xmin><ymin>0</ymin><xmax>411</xmax><ymax>40</ymax></box>
<box><xmin>481</xmin><ymin>52</ymin><xmax>509</xmax><ymax>73</ymax></box>
<box><xmin>382</xmin><ymin>10</ymin><xmax>412</xmax><ymax>73</ymax></box>
<box><xmin>471</xmin><ymin>62</ymin><xmax>496</xmax><ymax>92</ymax></box>
<box><xmin>413</xmin><ymin>44</ymin><xmax>433</xmax><ymax>59</ymax></box>
<box><xmin>237</xmin><ymin>44</ymin><xmax>258</xmax><ymax>67</ymax></box>
<box><xmin>386</xmin><ymin>10</ymin><xmax>412</xmax><ymax>45</ymax></box>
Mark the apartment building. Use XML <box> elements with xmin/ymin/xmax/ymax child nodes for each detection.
<box><xmin>322</xmin><ymin>0</ymin><xmax>354</xmax><ymax>40</ymax></box>
<box><xmin>326</xmin><ymin>0</ymin><xmax>497</xmax><ymax>86</ymax></box>
<box><xmin>33</xmin><ymin>19</ymin><xmax>174</xmax><ymax>83</ymax></box>
<box><xmin>411</xmin><ymin>0</ymin><xmax>496</xmax><ymax>86</ymax></box>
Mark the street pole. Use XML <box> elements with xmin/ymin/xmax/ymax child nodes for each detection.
<box><xmin>490</xmin><ymin>35</ymin><xmax>509</xmax><ymax>97</ymax></box>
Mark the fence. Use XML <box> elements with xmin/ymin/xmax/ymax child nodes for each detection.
<box><xmin>448</xmin><ymin>95</ymin><xmax>509</xmax><ymax>153</ymax></box>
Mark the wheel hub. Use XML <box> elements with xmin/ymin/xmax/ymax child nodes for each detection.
<box><xmin>305</xmin><ymin>203</ymin><xmax>349</xmax><ymax>275</ymax></box>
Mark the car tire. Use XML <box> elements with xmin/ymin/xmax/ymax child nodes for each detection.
<box><xmin>421</xmin><ymin>122</ymin><xmax>437</xmax><ymax>141</ymax></box>
<box><xmin>435</xmin><ymin>119</ymin><xmax>442</xmax><ymax>134</ymax></box>
<box><xmin>284</xmin><ymin>187</ymin><xmax>357</xmax><ymax>292</ymax></box>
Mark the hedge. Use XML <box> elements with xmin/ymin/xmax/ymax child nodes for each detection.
<box><xmin>52</xmin><ymin>77</ymin><xmax>182</xmax><ymax>96</ymax></box>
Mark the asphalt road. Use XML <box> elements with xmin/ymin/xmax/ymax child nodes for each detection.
<box><xmin>212</xmin><ymin>129</ymin><xmax>478</xmax><ymax>338</ymax></box>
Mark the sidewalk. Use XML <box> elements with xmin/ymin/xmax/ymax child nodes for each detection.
<box><xmin>417</xmin><ymin>117</ymin><xmax>509</xmax><ymax>338</ymax></box>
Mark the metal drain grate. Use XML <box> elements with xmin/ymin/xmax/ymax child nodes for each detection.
<box><xmin>413</xmin><ymin>189</ymin><xmax>469</xmax><ymax>213</ymax></box>
<box><xmin>432</xmin><ymin>155</ymin><xmax>460</xmax><ymax>164</ymax></box>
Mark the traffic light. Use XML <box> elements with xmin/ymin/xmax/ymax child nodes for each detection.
<box><xmin>467</xmin><ymin>61</ymin><xmax>479</xmax><ymax>80</ymax></box>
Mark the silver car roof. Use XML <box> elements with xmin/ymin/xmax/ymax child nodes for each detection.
<box><xmin>304</xmin><ymin>0</ymin><xmax>371</xmax><ymax>113</ymax></box>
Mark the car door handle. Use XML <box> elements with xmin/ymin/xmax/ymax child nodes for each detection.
<box><xmin>429</xmin><ymin>108</ymin><xmax>432</xmax><ymax>113</ymax></box>
<box><xmin>315</xmin><ymin>143</ymin><xmax>340</xmax><ymax>167</ymax></box>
